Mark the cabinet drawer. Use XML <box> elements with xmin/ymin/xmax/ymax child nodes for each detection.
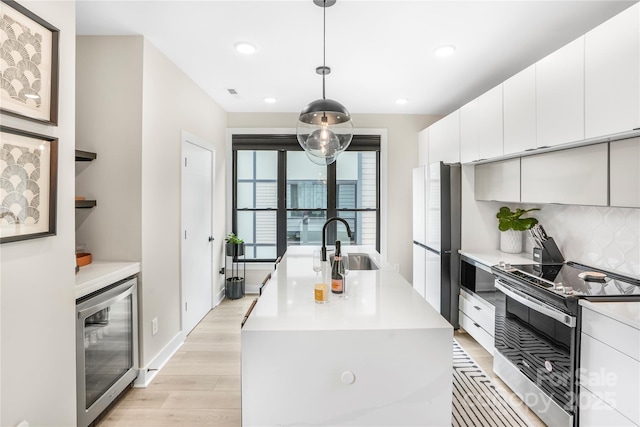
<box><xmin>459</xmin><ymin>292</ymin><xmax>495</xmax><ymax>335</ymax></box>
<box><xmin>579</xmin><ymin>386</ymin><xmax>636</xmax><ymax>427</ymax></box>
<box><xmin>580</xmin><ymin>333</ymin><xmax>640</xmax><ymax>425</ymax></box>
<box><xmin>582</xmin><ymin>307</ymin><xmax>640</xmax><ymax>361</ymax></box>
<box><xmin>459</xmin><ymin>310</ymin><xmax>494</xmax><ymax>355</ymax></box>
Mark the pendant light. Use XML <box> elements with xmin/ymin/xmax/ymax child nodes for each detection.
<box><xmin>297</xmin><ymin>0</ymin><xmax>353</xmax><ymax>165</ymax></box>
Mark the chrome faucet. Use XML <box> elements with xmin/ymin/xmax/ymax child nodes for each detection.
<box><xmin>321</xmin><ymin>217</ymin><xmax>353</xmax><ymax>261</ymax></box>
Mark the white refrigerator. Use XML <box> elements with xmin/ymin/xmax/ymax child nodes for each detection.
<box><xmin>412</xmin><ymin>162</ymin><xmax>461</xmax><ymax>328</ymax></box>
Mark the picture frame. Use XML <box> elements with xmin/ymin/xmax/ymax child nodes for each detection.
<box><xmin>0</xmin><ymin>0</ymin><xmax>59</xmax><ymax>125</ymax></box>
<box><xmin>1</xmin><ymin>126</ymin><xmax>58</xmax><ymax>243</ymax></box>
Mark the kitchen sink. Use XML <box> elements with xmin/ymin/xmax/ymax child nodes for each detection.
<box><xmin>329</xmin><ymin>252</ymin><xmax>379</xmax><ymax>270</ymax></box>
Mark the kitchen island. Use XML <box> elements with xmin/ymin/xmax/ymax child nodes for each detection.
<box><xmin>241</xmin><ymin>246</ymin><xmax>453</xmax><ymax>427</ymax></box>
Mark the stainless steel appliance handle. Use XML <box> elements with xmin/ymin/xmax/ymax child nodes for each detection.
<box><xmin>495</xmin><ymin>280</ymin><xmax>576</xmax><ymax>328</ymax></box>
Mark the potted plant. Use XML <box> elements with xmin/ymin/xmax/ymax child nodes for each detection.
<box><xmin>496</xmin><ymin>206</ymin><xmax>539</xmax><ymax>253</ymax></box>
<box><xmin>225</xmin><ymin>233</ymin><xmax>245</xmax><ymax>299</ymax></box>
<box><xmin>225</xmin><ymin>232</ymin><xmax>245</xmax><ymax>257</ymax></box>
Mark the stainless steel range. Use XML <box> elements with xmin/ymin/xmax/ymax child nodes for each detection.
<box><xmin>491</xmin><ymin>261</ymin><xmax>640</xmax><ymax>427</ymax></box>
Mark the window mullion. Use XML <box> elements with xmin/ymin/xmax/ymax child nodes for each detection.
<box><xmin>326</xmin><ymin>161</ymin><xmax>337</xmax><ymax>244</ymax></box>
<box><xmin>277</xmin><ymin>150</ymin><xmax>287</xmax><ymax>257</ymax></box>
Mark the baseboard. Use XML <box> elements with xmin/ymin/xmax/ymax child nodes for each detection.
<box><xmin>214</xmin><ymin>287</ymin><xmax>225</xmax><ymax>306</ymax></box>
<box><xmin>245</xmin><ymin>284</ymin><xmax>260</xmax><ymax>294</ymax></box>
<box><xmin>133</xmin><ymin>330</ymin><xmax>185</xmax><ymax>388</ymax></box>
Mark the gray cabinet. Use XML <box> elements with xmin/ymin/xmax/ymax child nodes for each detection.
<box><xmin>610</xmin><ymin>137</ymin><xmax>640</xmax><ymax>208</ymax></box>
<box><xmin>521</xmin><ymin>143</ymin><xmax>608</xmax><ymax>206</ymax></box>
<box><xmin>474</xmin><ymin>158</ymin><xmax>520</xmax><ymax>202</ymax></box>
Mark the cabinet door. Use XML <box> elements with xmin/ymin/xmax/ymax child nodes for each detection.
<box><xmin>580</xmin><ymin>333</ymin><xmax>640</xmax><ymax>425</ymax></box>
<box><xmin>412</xmin><ymin>245</ymin><xmax>426</xmax><ymax>298</ymax></box>
<box><xmin>585</xmin><ymin>3</ymin><xmax>640</xmax><ymax>138</ymax></box>
<box><xmin>610</xmin><ymin>137</ymin><xmax>640</xmax><ymax>208</ymax></box>
<box><xmin>477</xmin><ymin>85</ymin><xmax>504</xmax><ymax>160</ymax></box>
<box><xmin>428</xmin><ymin>110</ymin><xmax>460</xmax><ymax>164</ymax></box>
<box><xmin>504</xmin><ymin>65</ymin><xmax>537</xmax><ymax>154</ymax></box>
<box><xmin>412</xmin><ymin>166</ymin><xmax>426</xmax><ymax>242</ymax></box>
<box><xmin>459</xmin><ymin>99</ymin><xmax>479</xmax><ymax>163</ymax></box>
<box><xmin>474</xmin><ymin>158</ymin><xmax>521</xmax><ymax>202</ymax></box>
<box><xmin>536</xmin><ymin>37</ymin><xmax>585</xmax><ymax>147</ymax></box>
<box><xmin>418</xmin><ymin>128</ymin><xmax>429</xmax><ymax>166</ymax></box>
<box><xmin>521</xmin><ymin>143</ymin><xmax>608</xmax><ymax>206</ymax></box>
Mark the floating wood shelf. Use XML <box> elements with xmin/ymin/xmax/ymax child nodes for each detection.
<box><xmin>75</xmin><ymin>149</ymin><xmax>97</xmax><ymax>161</ymax></box>
<box><xmin>75</xmin><ymin>200</ymin><xmax>97</xmax><ymax>209</ymax></box>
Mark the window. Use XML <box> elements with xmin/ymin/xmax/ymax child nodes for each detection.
<box><xmin>233</xmin><ymin>134</ymin><xmax>380</xmax><ymax>261</ymax></box>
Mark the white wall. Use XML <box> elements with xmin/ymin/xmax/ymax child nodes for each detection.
<box><xmin>75</xmin><ymin>36</ymin><xmax>227</xmax><ymax>373</ymax></box>
<box><xmin>140</xmin><ymin>38</ymin><xmax>227</xmax><ymax>366</ymax></box>
<box><xmin>226</xmin><ymin>113</ymin><xmax>439</xmax><ymax>283</ymax></box>
<box><xmin>0</xmin><ymin>2</ymin><xmax>77</xmax><ymax>426</ymax></box>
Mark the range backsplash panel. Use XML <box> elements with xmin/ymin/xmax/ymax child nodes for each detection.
<box><xmin>526</xmin><ymin>205</ymin><xmax>639</xmax><ymax>279</ymax></box>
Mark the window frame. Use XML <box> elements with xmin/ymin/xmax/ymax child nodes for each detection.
<box><xmin>232</xmin><ymin>134</ymin><xmax>380</xmax><ymax>262</ymax></box>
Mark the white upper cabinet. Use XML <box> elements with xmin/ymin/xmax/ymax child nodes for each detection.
<box><xmin>536</xmin><ymin>37</ymin><xmax>585</xmax><ymax>147</ymax></box>
<box><xmin>428</xmin><ymin>110</ymin><xmax>460</xmax><ymax>164</ymax></box>
<box><xmin>459</xmin><ymin>99</ymin><xmax>479</xmax><ymax>164</ymax></box>
<box><xmin>503</xmin><ymin>65</ymin><xmax>537</xmax><ymax>154</ymax></box>
<box><xmin>585</xmin><ymin>3</ymin><xmax>640</xmax><ymax>138</ymax></box>
<box><xmin>474</xmin><ymin>158</ymin><xmax>521</xmax><ymax>203</ymax></box>
<box><xmin>418</xmin><ymin>128</ymin><xmax>429</xmax><ymax>166</ymax></box>
<box><xmin>477</xmin><ymin>85</ymin><xmax>504</xmax><ymax>160</ymax></box>
<box><xmin>610</xmin><ymin>137</ymin><xmax>640</xmax><ymax>208</ymax></box>
<box><xmin>521</xmin><ymin>143</ymin><xmax>608</xmax><ymax>206</ymax></box>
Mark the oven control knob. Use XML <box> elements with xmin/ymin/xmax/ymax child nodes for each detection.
<box><xmin>563</xmin><ymin>286</ymin><xmax>573</xmax><ymax>295</ymax></box>
<box><xmin>554</xmin><ymin>282</ymin><xmax>563</xmax><ymax>291</ymax></box>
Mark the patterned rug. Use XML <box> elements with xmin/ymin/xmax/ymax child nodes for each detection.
<box><xmin>452</xmin><ymin>340</ymin><xmax>528</xmax><ymax>427</ymax></box>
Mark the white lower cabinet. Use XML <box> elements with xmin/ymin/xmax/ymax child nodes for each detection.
<box><xmin>521</xmin><ymin>143</ymin><xmax>608</xmax><ymax>206</ymax></box>
<box><xmin>579</xmin><ymin>306</ymin><xmax>640</xmax><ymax>426</ymax></box>
<box><xmin>459</xmin><ymin>290</ymin><xmax>494</xmax><ymax>354</ymax></box>
<box><xmin>474</xmin><ymin>158</ymin><xmax>521</xmax><ymax>202</ymax></box>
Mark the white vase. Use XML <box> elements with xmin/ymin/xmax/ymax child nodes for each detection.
<box><xmin>500</xmin><ymin>229</ymin><xmax>523</xmax><ymax>254</ymax></box>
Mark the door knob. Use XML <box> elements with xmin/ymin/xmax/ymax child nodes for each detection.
<box><xmin>208</xmin><ymin>236</ymin><xmax>214</xmax><ymax>242</ymax></box>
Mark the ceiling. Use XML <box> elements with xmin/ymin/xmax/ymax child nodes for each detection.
<box><xmin>76</xmin><ymin>0</ymin><xmax>637</xmax><ymax>116</ymax></box>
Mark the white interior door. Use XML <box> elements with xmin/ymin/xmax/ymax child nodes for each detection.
<box><xmin>181</xmin><ymin>136</ymin><xmax>214</xmax><ymax>335</ymax></box>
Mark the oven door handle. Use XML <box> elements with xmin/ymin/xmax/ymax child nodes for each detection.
<box><xmin>495</xmin><ymin>280</ymin><xmax>576</xmax><ymax>328</ymax></box>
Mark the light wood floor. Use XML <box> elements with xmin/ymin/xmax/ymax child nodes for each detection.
<box><xmin>95</xmin><ymin>297</ymin><xmax>546</xmax><ymax>427</ymax></box>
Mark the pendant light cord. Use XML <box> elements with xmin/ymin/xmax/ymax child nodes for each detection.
<box><xmin>322</xmin><ymin>0</ymin><xmax>326</xmax><ymax>100</ymax></box>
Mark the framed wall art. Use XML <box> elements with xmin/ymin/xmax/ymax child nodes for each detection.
<box><xmin>0</xmin><ymin>0</ymin><xmax>59</xmax><ymax>125</ymax></box>
<box><xmin>1</xmin><ymin>126</ymin><xmax>58</xmax><ymax>243</ymax></box>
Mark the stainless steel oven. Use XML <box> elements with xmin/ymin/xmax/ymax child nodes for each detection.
<box><xmin>494</xmin><ymin>278</ymin><xmax>577</xmax><ymax>427</ymax></box>
<box><xmin>492</xmin><ymin>262</ymin><xmax>640</xmax><ymax>427</ymax></box>
<box><xmin>76</xmin><ymin>276</ymin><xmax>138</xmax><ymax>427</ymax></box>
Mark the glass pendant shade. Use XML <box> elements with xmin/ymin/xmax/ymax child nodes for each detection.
<box><xmin>297</xmin><ymin>98</ymin><xmax>353</xmax><ymax>164</ymax></box>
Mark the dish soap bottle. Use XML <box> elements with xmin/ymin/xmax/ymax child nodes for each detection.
<box><xmin>331</xmin><ymin>240</ymin><xmax>344</xmax><ymax>294</ymax></box>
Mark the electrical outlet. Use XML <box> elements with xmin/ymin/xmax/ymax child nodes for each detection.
<box><xmin>152</xmin><ymin>317</ymin><xmax>158</xmax><ymax>336</ymax></box>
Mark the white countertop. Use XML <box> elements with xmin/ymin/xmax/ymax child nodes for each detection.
<box><xmin>243</xmin><ymin>246</ymin><xmax>452</xmax><ymax>332</ymax></box>
<box><xmin>580</xmin><ymin>300</ymin><xmax>640</xmax><ymax>330</ymax></box>
<box><xmin>459</xmin><ymin>249</ymin><xmax>538</xmax><ymax>267</ymax></box>
<box><xmin>75</xmin><ymin>261</ymin><xmax>141</xmax><ymax>299</ymax></box>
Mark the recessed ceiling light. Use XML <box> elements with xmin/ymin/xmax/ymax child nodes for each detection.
<box><xmin>234</xmin><ymin>41</ymin><xmax>257</xmax><ymax>55</ymax></box>
<box><xmin>264</xmin><ymin>97</ymin><xmax>277</xmax><ymax>104</ymax></box>
<box><xmin>396</xmin><ymin>98</ymin><xmax>409</xmax><ymax>105</ymax></box>
<box><xmin>434</xmin><ymin>45</ymin><xmax>456</xmax><ymax>57</ymax></box>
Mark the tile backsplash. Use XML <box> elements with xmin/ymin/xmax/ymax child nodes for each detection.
<box><xmin>525</xmin><ymin>205</ymin><xmax>640</xmax><ymax>279</ymax></box>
